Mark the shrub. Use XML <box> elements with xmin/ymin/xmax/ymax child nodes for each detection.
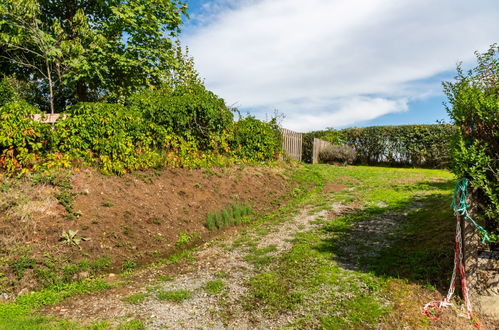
<box><xmin>443</xmin><ymin>44</ymin><xmax>498</xmax><ymax>242</ymax></box>
<box><xmin>0</xmin><ymin>101</ymin><xmax>49</xmax><ymax>172</ymax></box>
<box><xmin>128</xmin><ymin>83</ymin><xmax>233</xmax><ymax>152</ymax></box>
<box><xmin>319</xmin><ymin>145</ymin><xmax>356</xmax><ymax>164</ymax></box>
<box><xmin>231</xmin><ymin>116</ymin><xmax>282</xmax><ymax>161</ymax></box>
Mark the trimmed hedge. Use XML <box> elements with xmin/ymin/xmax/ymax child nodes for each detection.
<box><xmin>443</xmin><ymin>44</ymin><xmax>498</xmax><ymax>242</ymax></box>
<box><xmin>303</xmin><ymin>124</ymin><xmax>456</xmax><ymax>168</ymax></box>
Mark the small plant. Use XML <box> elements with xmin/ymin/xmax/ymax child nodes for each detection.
<box><xmin>194</xmin><ymin>183</ymin><xmax>202</xmax><ymax>188</ymax></box>
<box><xmin>122</xmin><ymin>259</ymin><xmax>137</xmax><ymax>272</ymax></box>
<box><xmin>122</xmin><ymin>293</ymin><xmax>150</xmax><ymax>305</ymax></box>
<box><xmin>151</xmin><ymin>218</ymin><xmax>162</xmax><ymax>225</ymax></box>
<box><xmin>205</xmin><ymin>280</ymin><xmax>225</xmax><ymax>295</ymax></box>
<box><xmin>156</xmin><ymin>289</ymin><xmax>192</xmax><ymax>302</ymax></box>
<box><xmin>176</xmin><ymin>232</ymin><xmax>192</xmax><ymax>247</ymax></box>
<box><xmin>205</xmin><ymin>203</ymin><xmax>253</xmax><ymax>231</ymax></box>
<box><xmin>157</xmin><ymin>275</ymin><xmax>174</xmax><ymax>282</ymax></box>
<box><xmin>60</xmin><ymin>230</ymin><xmax>90</xmax><ymax>248</ymax></box>
<box><xmin>122</xmin><ymin>226</ymin><xmax>132</xmax><ymax>235</ymax></box>
<box><xmin>10</xmin><ymin>254</ymin><xmax>36</xmax><ymax>278</ymax></box>
<box><xmin>102</xmin><ymin>201</ymin><xmax>114</xmax><ymax>207</ymax></box>
<box><xmin>54</xmin><ymin>191</ymin><xmax>77</xmax><ymax>214</ymax></box>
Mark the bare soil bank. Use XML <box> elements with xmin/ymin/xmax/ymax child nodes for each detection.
<box><xmin>0</xmin><ymin>165</ymin><xmax>297</xmax><ymax>295</ymax></box>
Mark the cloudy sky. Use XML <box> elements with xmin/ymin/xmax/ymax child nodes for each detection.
<box><xmin>182</xmin><ymin>0</ymin><xmax>498</xmax><ymax>132</ymax></box>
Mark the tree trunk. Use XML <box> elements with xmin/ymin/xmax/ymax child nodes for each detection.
<box><xmin>46</xmin><ymin>63</ymin><xmax>55</xmax><ymax>115</ymax></box>
<box><xmin>76</xmin><ymin>81</ymin><xmax>88</xmax><ymax>102</ymax></box>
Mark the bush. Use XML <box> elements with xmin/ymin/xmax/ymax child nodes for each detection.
<box><xmin>319</xmin><ymin>145</ymin><xmax>356</xmax><ymax>164</ymax></box>
<box><xmin>128</xmin><ymin>83</ymin><xmax>233</xmax><ymax>152</ymax></box>
<box><xmin>231</xmin><ymin>116</ymin><xmax>282</xmax><ymax>161</ymax></box>
<box><xmin>0</xmin><ymin>101</ymin><xmax>49</xmax><ymax>172</ymax></box>
<box><xmin>443</xmin><ymin>44</ymin><xmax>498</xmax><ymax>242</ymax></box>
<box><xmin>52</xmin><ymin>102</ymin><xmax>163</xmax><ymax>175</ymax></box>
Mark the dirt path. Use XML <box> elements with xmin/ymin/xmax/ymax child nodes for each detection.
<box><xmin>50</xmin><ymin>204</ymin><xmax>337</xmax><ymax>328</ymax></box>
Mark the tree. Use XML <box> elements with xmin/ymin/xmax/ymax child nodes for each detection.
<box><xmin>0</xmin><ymin>0</ymin><xmax>188</xmax><ymax>111</ymax></box>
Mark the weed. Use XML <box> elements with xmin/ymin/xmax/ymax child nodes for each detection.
<box><xmin>102</xmin><ymin>201</ymin><xmax>113</xmax><ymax>207</ymax></box>
<box><xmin>157</xmin><ymin>289</ymin><xmax>192</xmax><ymax>302</ymax></box>
<box><xmin>54</xmin><ymin>191</ymin><xmax>77</xmax><ymax>214</ymax></box>
<box><xmin>122</xmin><ymin>260</ymin><xmax>137</xmax><ymax>273</ymax></box>
<box><xmin>122</xmin><ymin>293</ymin><xmax>150</xmax><ymax>305</ymax></box>
<box><xmin>117</xmin><ymin>319</ymin><xmax>145</xmax><ymax>330</ymax></box>
<box><xmin>90</xmin><ymin>255</ymin><xmax>111</xmax><ymax>272</ymax></box>
<box><xmin>60</xmin><ymin>230</ymin><xmax>90</xmax><ymax>248</ymax></box>
<box><xmin>10</xmin><ymin>254</ymin><xmax>36</xmax><ymax>278</ymax></box>
<box><xmin>151</xmin><ymin>218</ymin><xmax>162</xmax><ymax>225</ymax></box>
<box><xmin>205</xmin><ymin>203</ymin><xmax>253</xmax><ymax>231</ymax></box>
<box><xmin>157</xmin><ymin>275</ymin><xmax>174</xmax><ymax>282</ymax></box>
<box><xmin>176</xmin><ymin>232</ymin><xmax>192</xmax><ymax>247</ymax></box>
<box><xmin>154</xmin><ymin>235</ymin><xmax>163</xmax><ymax>243</ymax></box>
<box><xmin>194</xmin><ymin>183</ymin><xmax>202</xmax><ymax>188</ymax></box>
<box><xmin>205</xmin><ymin>280</ymin><xmax>225</xmax><ymax>295</ymax></box>
<box><xmin>123</xmin><ymin>226</ymin><xmax>132</xmax><ymax>235</ymax></box>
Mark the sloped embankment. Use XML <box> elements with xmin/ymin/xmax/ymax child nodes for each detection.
<box><xmin>0</xmin><ymin>165</ymin><xmax>296</xmax><ymax>296</ymax></box>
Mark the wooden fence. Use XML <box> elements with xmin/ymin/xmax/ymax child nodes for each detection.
<box><xmin>281</xmin><ymin>128</ymin><xmax>303</xmax><ymax>161</ymax></box>
<box><xmin>312</xmin><ymin>138</ymin><xmax>332</xmax><ymax>164</ymax></box>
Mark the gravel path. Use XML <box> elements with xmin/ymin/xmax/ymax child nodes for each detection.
<box><xmin>52</xmin><ymin>205</ymin><xmax>341</xmax><ymax>329</ymax></box>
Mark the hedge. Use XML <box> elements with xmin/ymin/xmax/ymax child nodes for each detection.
<box><xmin>303</xmin><ymin>124</ymin><xmax>457</xmax><ymax>168</ymax></box>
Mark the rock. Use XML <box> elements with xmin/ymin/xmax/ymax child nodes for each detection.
<box><xmin>17</xmin><ymin>288</ymin><xmax>29</xmax><ymax>296</ymax></box>
<box><xmin>0</xmin><ymin>293</ymin><xmax>10</xmax><ymax>301</ymax></box>
<box><xmin>78</xmin><ymin>271</ymin><xmax>90</xmax><ymax>280</ymax></box>
<box><xmin>108</xmin><ymin>273</ymin><xmax>116</xmax><ymax>278</ymax></box>
<box><xmin>477</xmin><ymin>295</ymin><xmax>499</xmax><ymax>318</ymax></box>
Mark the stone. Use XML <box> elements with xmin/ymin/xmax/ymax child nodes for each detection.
<box><xmin>477</xmin><ymin>295</ymin><xmax>499</xmax><ymax>318</ymax></box>
<box><xmin>17</xmin><ymin>288</ymin><xmax>29</xmax><ymax>296</ymax></box>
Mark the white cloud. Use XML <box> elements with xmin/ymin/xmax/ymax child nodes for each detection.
<box><xmin>185</xmin><ymin>0</ymin><xmax>499</xmax><ymax>131</ymax></box>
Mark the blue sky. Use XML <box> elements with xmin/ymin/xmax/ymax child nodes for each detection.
<box><xmin>181</xmin><ymin>0</ymin><xmax>498</xmax><ymax>132</ymax></box>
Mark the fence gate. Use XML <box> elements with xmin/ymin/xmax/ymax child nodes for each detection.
<box><xmin>281</xmin><ymin>128</ymin><xmax>303</xmax><ymax>161</ymax></box>
<box><xmin>312</xmin><ymin>138</ymin><xmax>332</xmax><ymax>164</ymax></box>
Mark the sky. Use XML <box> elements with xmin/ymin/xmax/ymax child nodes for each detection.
<box><xmin>181</xmin><ymin>0</ymin><xmax>499</xmax><ymax>132</ymax></box>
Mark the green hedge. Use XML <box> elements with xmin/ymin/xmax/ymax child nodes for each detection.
<box><xmin>303</xmin><ymin>124</ymin><xmax>456</xmax><ymax>168</ymax></box>
<box><xmin>443</xmin><ymin>44</ymin><xmax>498</xmax><ymax>242</ymax></box>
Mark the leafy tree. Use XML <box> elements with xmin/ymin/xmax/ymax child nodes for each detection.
<box><xmin>0</xmin><ymin>0</ymin><xmax>188</xmax><ymax>112</ymax></box>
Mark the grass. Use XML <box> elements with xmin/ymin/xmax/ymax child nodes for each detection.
<box><xmin>122</xmin><ymin>293</ymin><xmax>150</xmax><ymax>305</ymax></box>
<box><xmin>205</xmin><ymin>280</ymin><xmax>225</xmax><ymax>295</ymax></box>
<box><xmin>205</xmin><ymin>203</ymin><xmax>253</xmax><ymax>231</ymax></box>
<box><xmin>238</xmin><ymin>164</ymin><xmax>457</xmax><ymax>328</ymax></box>
<box><xmin>156</xmin><ymin>289</ymin><xmax>192</xmax><ymax>302</ymax></box>
<box><xmin>0</xmin><ymin>278</ymin><xmax>112</xmax><ymax>328</ymax></box>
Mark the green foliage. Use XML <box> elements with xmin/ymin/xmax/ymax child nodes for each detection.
<box><xmin>0</xmin><ymin>77</ymin><xmax>16</xmax><ymax>106</ymax></box>
<box><xmin>128</xmin><ymin>82</ymin><xmax>233</xmax><ymax>152</ymax></box>
<box><xmin>303</xmin><ymin>125</ymin><xmax>456</xmax><ymax>168</ymax></box>
<box><xmin>443</xmin><ymin>44</ymin><xmax>499</xmax><ymax>240</ymax></box>
<box><xmin>0</xmin><ymin>0</ymin><xmax>187</xmax><ymax>111</ymax></box>
<box><xmin>10</xmin><ymin>254</ymin><xmax>36</xmax><ymax>278</ymax></box>
<box><xmin>60</xmin><ymin>230</ymin><xmax>90</xmax><ymax>247</ymax></box>
<box><xmin>122</xmin><ymin>293</ymin><xmax>150</xmax><ymax>305</ymax></box>
<box><xmin>231</xmin><ymin>116</ymin><xmax>282</xmax><ymax>161</ymax></box>
<box><xmin>0</xmin><ymin>101</ymin><xmax>50</xmax><ymax>172</ymax></box>
<box><xmin>204</xmin><ymin>279</ymin><xmax>225</xmax><ymax>295</ymax></box>
<box><xmin>205</xmin><ymin>203</ymin><xmax>253</xmax><ymax>231</ymax></box>
<box><xmin>319</xmin><ymin>145</ymin><xmax>356</xmax><ymax>164</ymax></box>
<box><xmin>156</xmin><ymin>289</ymin><xmax>192</xmax><ymax>302</ymax></box>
